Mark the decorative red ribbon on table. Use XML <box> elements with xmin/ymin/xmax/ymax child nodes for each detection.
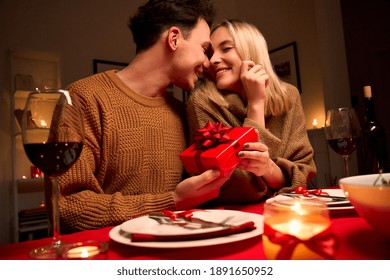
<box><xmin>194</xmin><ymin>121</ymin><xmax>231</xmax><ymax>148</ymax></box>
<box><xmin>294</xmin><ymin>186</ymin><xmax>330</xmax><ymax>197</ymax></box>
<box><xmin>161</xmin><ymin>209</ymin><xmax>204</xmax><ymax>221</ymax></box>
<box><xmin>263</xmin><ymin>223</ymin><xmax>338</xmax><ymax>260</ymax></box>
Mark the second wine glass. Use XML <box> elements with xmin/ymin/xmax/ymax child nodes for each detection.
<box><xmin>324</xmin><ymin>107</ymin><xmax>361</xmax><ymax>177</ymax></box>
<box><xmin>21</xmin><ymin>89</ymin><xmax>84</xmax><ymax>259</ymax></box>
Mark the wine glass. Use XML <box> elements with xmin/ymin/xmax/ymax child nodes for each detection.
<box><xmin>21</xmin><ymin>89</ymin><xmax>84</xmax><ymax>259</ymax></box>
<box><xmin>324</xmin><ymin>107</ymin><xmax>361</xmax><ymax>177</ymax></box>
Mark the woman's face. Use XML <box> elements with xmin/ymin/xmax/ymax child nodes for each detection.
<box><xmin>208</xmin><ymin>26</ymin><xmax>242</xmax><ymax>93</ymax></box>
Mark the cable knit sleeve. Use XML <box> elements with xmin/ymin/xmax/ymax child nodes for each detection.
<box><xmin>260</xmin><ymin>87</ymin><xmax>316</xmax><ymax>192</ymax></box>
<box><xmin>241</xmin><ymin>86</ymin><xmax>316</xmax><ymax>193</ymax></box>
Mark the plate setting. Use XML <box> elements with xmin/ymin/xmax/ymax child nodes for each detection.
<box><xmin>109</xmin><ymin>209</ymin><xmax>263</xmax><ymax>248</ymax></box>
<box><xmin>266</xmin><ymin>189</ymin><xmax>355</xmax><ymax>213</ymax></box>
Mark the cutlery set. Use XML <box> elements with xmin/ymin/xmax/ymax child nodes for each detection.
<box><xmin>280</xmin><ymin>192</ymin><xmax>348</xmax><ymax>202</ymax></box>
<box><xmin>148</xmin><ymin>214</ymin><xmax>234</xmax><ymax>230</ymax></box>
<box><xmin>113</xmin><ymin>210</ymin><xmax>258</xmax><ymax>242</ymax></box>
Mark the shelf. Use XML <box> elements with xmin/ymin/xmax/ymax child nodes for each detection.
<box><xmin>19</xmin><ymin>223</ymin><xmax>49</xmax><ymax>233</ymax></box>
<box><xmin>16</xmin><ymin>177</ymin><xmax>45</xmax><ymax>193</ymax></box>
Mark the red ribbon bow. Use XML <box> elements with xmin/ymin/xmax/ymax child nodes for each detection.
<box><xmin>264</xmin><ymin>223</ymin><xmax>338</xmax><ymax>260</ymax></box>
<box><xmin>194</xmin><ymin>121</ymin><xmax>231</xmax><ymax>148</ymax></box>
<box><xmin>294</xmin><ymin>186</ymin><xmax>330</xmax><ymax>197</ymax></box>
<box><xmin>161</xmin><ymin>209</ymin><xmax>204</xmax><ymax>221</ymax></box>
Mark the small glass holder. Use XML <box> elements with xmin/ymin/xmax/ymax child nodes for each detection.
<box><xmin>262</xmin><ymin>198</ymin><xmax>337</xmax><ymax>260</ymax></box>
<box><xmin>60</xmin><ymin>240</ymin><xmax>109</xmax><ymax>260</ymax></box>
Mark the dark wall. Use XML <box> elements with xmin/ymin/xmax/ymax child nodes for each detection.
<box><xmin>340</xmin><ymin>0</ymin><xmax>390</xmax><ymax>172</ymax></box>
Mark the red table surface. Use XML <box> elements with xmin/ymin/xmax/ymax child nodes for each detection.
<box><xmin>1</xmin><ymin>203</ymin><xmax>389</xmax><ymax>260</ymax></box>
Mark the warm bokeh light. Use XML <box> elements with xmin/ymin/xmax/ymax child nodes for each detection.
<box><xmin>312</xmin><ymin>118</ymin><xmax>318</xmax><ymax>129</ymax></box>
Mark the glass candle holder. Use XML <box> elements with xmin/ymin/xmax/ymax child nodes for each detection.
<box><xmin>263</xmin><ymin>199</ymin><xmax>337</xmax><ymax>260</ymax></box>
<box><xmin>60</xmin><ymin>240</ymin><xmax>108</xmax><ymax>260</ymax></box>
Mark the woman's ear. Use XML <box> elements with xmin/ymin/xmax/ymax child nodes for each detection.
<box><xmin>168</xmin><ymin>27</ymin><xmax>180</xmax><ymax>50</ymax></box>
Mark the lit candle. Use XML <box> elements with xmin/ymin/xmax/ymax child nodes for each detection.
<box><xmin>64</xmin><ymin>246</ymin><xmax>100</xmax><ymax>259</ymax></box>
<box><xmin>61</xmin><ymin>241</ymin><xmax>109</xmax><ymax>260</ymax></box>
<box><xmin>263</xmin><ymin>200</ymin><xmax>335</xmax><ymax>260</ymax></box>
<box><xmin>312</xmin><ymin>118</ymin><xmax>318</xmax><ymax>129</ymax></box>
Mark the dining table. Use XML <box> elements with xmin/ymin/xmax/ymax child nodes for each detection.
<box><xmin>1</xmin><ymin>197</ymin><xmax>390</xmax><ymax>261</ymax></box>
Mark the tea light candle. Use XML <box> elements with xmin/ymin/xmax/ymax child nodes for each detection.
<box><xmin>61</xmin><ymin>241</ymin><xmax>108</xmax><ymax>260</ymax></box>
<box><xmin>65</xmin><ymin>246</ymin><xmax>100</xmax><ymax>259</ymax></box>
<box><xmin>263</xmin><ymin>200</ymin><xmax>335</xmax><ymax>260</ymax></box>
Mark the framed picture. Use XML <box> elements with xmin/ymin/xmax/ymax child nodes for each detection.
<box><xmin>93</xmin><ymin>59</ymin><xmax>127</xmax><ymax>74</ymax></box>
<box><xmin>269</xmin><ymin>42</ymin><xmax>301</xmax><ymax>92</ymax></box>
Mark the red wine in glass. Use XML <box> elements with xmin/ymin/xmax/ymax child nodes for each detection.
<box><xmin>327</xmin><ymin>136</ymin><xmax>360</xmax><ymax>157</ymax></box>
<box><xmin>21</xmin><ymin>89</ymin><xmax>84</xmax><ymax>259</ymax></box>
<box><xmin>24</xmin><ymin>142</ymin><xmax>83</xmax><ymax>177</ymax></box>
<box><xmin>325</xmin><ymin>107</ymin><xmax>361</xmax><ymax>177</ymax></box>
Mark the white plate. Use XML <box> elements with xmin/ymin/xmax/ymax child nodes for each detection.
<box><xmin>320</xmin><ymin>189</ymin><xmax>350</xmax><ymax>206</ymax></box>
<box><xmin>109</xmin><ymin>210</ymin><xmax>263</xmax><ymax>249</ymax></box>
<box><xmin>266</xmin><ymin>188</ymin><xmax>354</xmax><ymax>211</ymax></box>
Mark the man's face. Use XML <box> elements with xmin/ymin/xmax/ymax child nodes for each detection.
<box><xmin>171</xmin><ymin>18</ymin><xmax>211</xmax><ymax>91</ymax></box>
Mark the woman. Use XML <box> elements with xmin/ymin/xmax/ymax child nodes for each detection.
<box><xmin>186</xmin><ymin>19</ymin><xmax>316</xmax><ymax>204</ymax></box>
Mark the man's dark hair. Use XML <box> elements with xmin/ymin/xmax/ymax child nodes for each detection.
<box><xmin>129</xmin><ymin>0</ymin><xmax>216</xmax><ymax>53</ymax></box>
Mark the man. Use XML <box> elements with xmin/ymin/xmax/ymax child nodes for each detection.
<box><xmin>56</xmin><ymin>0</ymin><xmax>232</xmax><ymax>232</ymax></box>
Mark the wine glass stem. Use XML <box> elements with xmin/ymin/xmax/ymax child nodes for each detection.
<box><xmin>50</xmin><ymin>176</ymin><xmax>61</xmax><ymax>250</ymax></box>
<box><xmin>343</xmin><ymin>156</ymin><xmax>349</xmax><ymax>177</ymax></box>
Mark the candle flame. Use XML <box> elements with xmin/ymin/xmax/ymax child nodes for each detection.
<box><xmin>312</xmin><ymin>118</ymin><xmax>318</xmax><ymax>128</ymax></box>
<box><xmin>288</xmin><ymin>219</ymin><xmax>302</xmax><ymax>235</ymax></box>
<box><xmin>81</xmin><ymin>249</ymin><xmax>90</xmax><ymax>258</ymax></box>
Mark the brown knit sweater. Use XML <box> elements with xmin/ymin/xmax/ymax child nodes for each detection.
<box><xmin>57</xmin><ymin>70</ymin><xmax>186</xmax><ymax>232</ymax></box>
<box><xmin>186</xmin><ymin>83</ymin><xmax>316</xmax><ymax>204</ymax></box>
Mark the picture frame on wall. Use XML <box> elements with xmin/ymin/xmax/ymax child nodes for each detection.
<box><xmin>269</xmin><ymin>41</ymin><xmax>301</xmax><ymax>92</ymax></box>
<box><xmin>93</xmin><ymin>59</ymin><xmax>127</xmax><ymax>74</ymax></box>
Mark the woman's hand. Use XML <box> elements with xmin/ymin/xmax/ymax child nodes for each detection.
<box><xmin>237</xmin><ymin>139</ymin><xmax>287</xmax><ymax>189</ymax></box>
<box><xmin>240</xmin><ymin>60</ymin><xmax>269</xmax><ymax>128</ymax></box>
<box><xmin>240</xmin><ymin>61</ymin><xmax>269</xmax><ymax>104</ymax></box>
<box><xmin>237</xmin><ymin>141</ymin><xmax>273</xmax><ymax>177</ymax></box>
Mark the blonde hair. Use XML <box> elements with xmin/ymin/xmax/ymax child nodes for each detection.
<box><xmin>195</xmin><ymin>19</ymin><xmax>292</xmax><ymax>116</ymax></box>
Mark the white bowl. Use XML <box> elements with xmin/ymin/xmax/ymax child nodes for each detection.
<box><xmin>339</xmin><ymin>173</ymin><xmax>390</xmax><ymax>238</ymax></box>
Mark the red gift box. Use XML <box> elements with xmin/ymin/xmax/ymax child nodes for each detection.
<box><xmin>179</xmin><ymin>122</ymin><xmax>257</xmax><ymax>175</ymax></box>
